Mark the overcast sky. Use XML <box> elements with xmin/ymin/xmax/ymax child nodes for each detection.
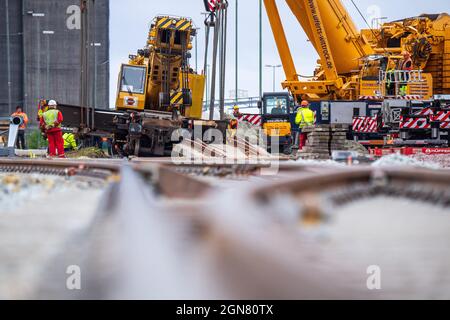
<box><xmin>109</xmin><ymin>0</ymin><xmax>449</xmax><ymax>107</ymax></box>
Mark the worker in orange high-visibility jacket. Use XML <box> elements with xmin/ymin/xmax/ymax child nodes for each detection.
<box><xmin>11</xmin><ymin>106</ymin><xmax>29</xmax><ymax>150</ymax></box>
<box><xmin>40</xmin><ymin>100</ymin><xmax>65</xmax><ymax>158</ymax></box>
<box><xmin>399</xmin><ymin>51</ymin><xmax>413</xmax><ymax>71</ymax></box>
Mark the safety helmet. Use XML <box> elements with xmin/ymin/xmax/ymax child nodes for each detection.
<box><xmin>301</xmin><ymin>100</ymin><xmax>309</xmax><ymax>107</ymax></box>
<box><xmin>48</xmin><ymin>100</ymin><xmax>57</xmax><ymax>107</ymax></box>
<box><xmin>233</xmin><ymin>105</ymin><xmax>239</xmax><ymax>110</ymax></box>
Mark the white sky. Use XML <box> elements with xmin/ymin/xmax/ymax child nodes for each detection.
<box><xmin>109</xmin><ymin>0</ymin><xmax>449</xmax><ymax>107</ymax></box>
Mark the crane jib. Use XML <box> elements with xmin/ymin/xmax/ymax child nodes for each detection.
<box><xmin>307</xmin><ymin>0</ymin><xmax>334</xmax><ymax>71</ymax></box>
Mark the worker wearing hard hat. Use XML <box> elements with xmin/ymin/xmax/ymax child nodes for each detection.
<box><xmin>11</xmin><ymin>106</ymin><xmax>29</xmax><ymax>150</ymax></box>
<box><xmin>295</xmin><ymin>100</ymin><xmax>315</xmax><ymax>150</ymax></box>
<box><xmin>232</xmin><ymin>105</ymin><xmax>242</xmax><ymax>118</ymax></box>
<box><xmin>63</xmin><ymin>133</ymin><xmax>78</xmax><ymax>152</ymax></box>
<box><xmin>40</xmin><ymin>100</ymin><xmax>65</xmax><ymax>158</ymax></box>
<box><xmin>229</xmin><ymin>105</ymin><xmax>242</xmax><ymax>130</ymax></box>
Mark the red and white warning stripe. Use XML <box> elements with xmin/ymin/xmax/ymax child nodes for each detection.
<box><xmin>205</xmin><ymin>0</ymin><xmax>221</xmax><ymax>12</ymax></box>
<box><xmin>432</xmin><ymin>111</ymin><xmax>450</xmax><ymax>122</ymax></box>
<box><xmin>400</xmin><ymin>108</ymin><xmax>433</xmax><ymax>129</ymax></box>
<box><xmin>396</xmin><ymin>95</ymin><xmax>423</xmax><ymax>100</ymax></box>
<box><xmin>352</xmin><ymin>116</ymin><xmax>378</xmax><ymax>133</ymax></box>
<box><xmin>237</xmin><ymin>114</ymin><xmax>262</xmax><ymax>126</ymax></box>
<box><xmin>400</xmin><ymin>117</ymin><xmax>430</xmax><ymax>129</ymax></box>
<box><xmin>413</xmin><ymin>108</ymin><xmax>434</xmax><ymax>116</ymax></box>
<box><xmin>433</xmin><ymin>111</ymin><xmax>450</xmax><ymax>129</ymax></box>
<box><xmin>358</xmin><ymin>96</ymin><xmax>382</xmax><ymax>101</ymax></box>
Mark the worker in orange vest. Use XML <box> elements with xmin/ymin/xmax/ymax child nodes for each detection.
<box><xmin>40</xmin><ymin>100</ymin><xmax>65</xmax><ymax>158</ymax></box>
<box><xmin>399</xmin><ymin>51</ymin><xmax>413</xmax><ymax>71</ymax></box>
<box><xmin>11</xmin><ymin>106</ymin><xmax>29</xmax><ymax>149</ymax></box>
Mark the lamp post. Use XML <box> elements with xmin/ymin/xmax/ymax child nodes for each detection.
<box><xmin>235</xmin><ymin>0</ymin><xmax>238</xmax><ymax>103</ymax></box>
<box><xmin>42</xmin><ymin>30</ymin><xmax>54</xmax><ymax>98</ymax></box>
<box><xmin>27</xmin><ymin>12</ymin><xmax>45</xmax><ymax>106</ymax></box>
<box><xmin>5</xmin><ymin>0</ymin><xmax>12</xmax><ymax>115</ymax></box>
<box><xmin>259</xmin><ymin>0</ymin><xmax>263</xmax><ymax>99</ymax></box>
<box><xmin>265</xmin><ymin>64</ymin><xmax>282</xmax><ymax>92</ymax></box>
<box><xmin>194</xmin><ymin>28</ymin><xmax>200</xmax><ymax>72</ymax></box>
<box><xmin>205</xmin><ymin>64</ymin><xmax>210</xmax><ymax>111</ymax></box>
<box><xmin>91</xmin><ymin>42</ymin><xmax>102</xmax><ymax>109</ymax></box>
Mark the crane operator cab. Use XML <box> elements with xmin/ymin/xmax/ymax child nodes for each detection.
<box><xmin>260</xmin><ymin>92</ymin><xmax>294</xmax><ymax>154</ymax></box>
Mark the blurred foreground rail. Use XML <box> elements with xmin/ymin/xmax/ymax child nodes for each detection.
<box><xmin>0</xmin><ymin>159</ymin><xmax>449</xmax><ymax>299</ymax></box>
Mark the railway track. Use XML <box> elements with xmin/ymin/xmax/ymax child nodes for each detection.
<box><xmin>1</xmin><ymin>158</ymin><xmax>449</xmax><ymax>299</ymax></box>
<box><xmin>5</xmin><ymin>160</ymin><xmax>442</xmax><ymax>299</ymax></box>
<box><xmin>0</xmin><ymin>159</ymin><xmax>120</xmax><ymax>180</ymax></box>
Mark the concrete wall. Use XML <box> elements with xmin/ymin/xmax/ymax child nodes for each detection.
<box><xmin>0</xmin><ymin>0</ymin><xmax>109</xmax><ymax>123</ymax></box>
<box><xmin>0</xmin><ymin>0</ymin><xmax>24</xmax><ymax>117</ymax></box>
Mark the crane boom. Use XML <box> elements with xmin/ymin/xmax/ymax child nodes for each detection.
<box><xmin>285</xmin><ymin>0</ymin><xmax>374</xmax><ymax>74</ymax></box>
<box><xmin>263</xmin><ymin>0</ymin><xmax>298</xmax><ymax>82</ymax></box>
<box><xmin>263</xmin><ymin>0</ymin><xmax>375</xmax><ymax>101</ymax></box>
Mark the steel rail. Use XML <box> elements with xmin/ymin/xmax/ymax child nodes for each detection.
<box><xmin>77</xmin><ymin>165</ymin><xmax>203</xmax><ymax>299</ymax></box>
<box><xmin>0</xmin><ymin>158</ymin><xmax>213</xmax><ymax>199</ymax></box>
<box><xmin>251</xmin><ymin>167</ymin><xmax>450</xmax><ymax>205</ymax></box>
<box><xmin>199</xmin><ymin>166</ymin><xmax>450</xmax><ymax>299</ymax></box>
<box><xmin>0</xmin><ymin>159</ymin><xmax>121</xmax><ymax>179</ymax></box>
<box><xmin>28</xmin><ymin>163</ymin><xmax>450</xmax><ymax>299</ymax></box>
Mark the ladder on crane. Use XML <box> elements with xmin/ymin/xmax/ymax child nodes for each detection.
<box><xmin>379</xmin><ymin>70</ymin><xmax>425</xmax><ymax>98</ymax></box>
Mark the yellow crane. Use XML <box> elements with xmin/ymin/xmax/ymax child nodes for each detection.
<box><xmin>263</xmin><ymin>0</ymin><xmax>450</xmax><ymax>101</ymax></box>
<box><xmin>113</xmin><ymin>16</ymin><xmax>218</xmax><ymax>156</ymax></box>
<box><xmin>116</xmin><ymin>16</ymin><xmax>204</xmax><ymax>117</ymax></box>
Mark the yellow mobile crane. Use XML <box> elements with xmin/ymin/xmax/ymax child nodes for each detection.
<box><xmin>263</xmin><ymin>0</ymin><xmax>449</xmax><ymax>101</ymax></box>
<box><xmin>116</xmin><ymin>16</ymin><xmax>204</xmax><ymax>115</ymax></box>
<box><xmin>59</xmin><ymin>6</ymin><xmax>231</xmax><ymax>157</ymax></box>
<box><xmin>114</xmin><ymin>16</ymin><xmax>212</xmax><ymax>156</ymax></box>
<box><xmin>262</xmin><ymin>0</ymin><xmax>450</xmax><ymax>147</ymax></box>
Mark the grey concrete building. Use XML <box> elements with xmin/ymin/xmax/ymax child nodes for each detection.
<box><xmin>0</xmin><ymin>0</ymin><xmax>109</xmax><ymax>124</ymax></box>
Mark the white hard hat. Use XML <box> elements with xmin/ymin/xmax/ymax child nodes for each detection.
<box><xmin>48</xmin><ymin>100</ymin><xmax>57</xmax><ymax>106</ymax></box>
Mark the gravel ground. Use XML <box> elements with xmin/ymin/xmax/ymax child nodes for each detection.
<box><xmin>410</xmin><ymin>154</ymin><xmax>450</xmax><ymax>169</ymax></box>
<box><xmin>0</xmin><ymin>173</ymin><xmax>106</xmax><ymax>299</ymax></box>
<box><xmin>371</xmin><ymin>153</ymin><xmax>450</xmax><ymax>170</ymax></box>
<box><xmin>372</xmin><ymin>154</ymin><xmax>442</xmax><ymax>169</ymax></box>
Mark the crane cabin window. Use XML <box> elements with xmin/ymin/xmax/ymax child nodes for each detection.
<box><xmin>120</xmin><ymin>66</ymin><xmax>146</xmax><ymax>94</ymax></box>
<box><xmin>265</xmin><ymin>96</ymin><xmax>289</xmax><ymax>115</ymax></box>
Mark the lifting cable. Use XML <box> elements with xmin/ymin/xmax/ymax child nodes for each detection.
<box><xmin>219</xmin><ymin>1</ymin><xmax>229</xmax><ymax>121</ymax></box>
